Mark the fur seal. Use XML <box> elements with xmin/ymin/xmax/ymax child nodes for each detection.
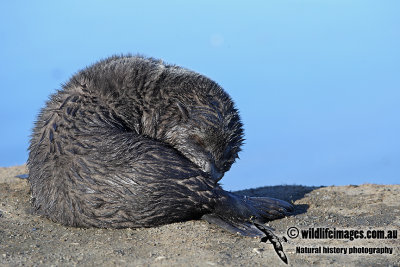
<box><xmin>28</xmin><ymin>55</ymin><xmax>293</xmax><ymax>238</ymax></box>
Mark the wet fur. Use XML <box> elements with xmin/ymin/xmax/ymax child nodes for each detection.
<box><xmin>28</xmin><ymin>55</ymin><xmax>292</xmax><ymax>234</ymax></box>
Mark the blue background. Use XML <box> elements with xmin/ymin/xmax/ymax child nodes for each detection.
<box><xmin>1</xmin><ymin>1</ymin><xmax>399</xmax><ymax>190</ymax></box>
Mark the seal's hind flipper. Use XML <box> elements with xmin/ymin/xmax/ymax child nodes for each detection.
<box><xmin>202</xmin><ymin>214</ymin><xmax>289</xmax><ymax>264</ymax></box>
<box><xmin>255</xmin><ymin>222</ymin><xmax>289</xmax><ymax>264</ymax></box>
<box><xmin>202</xmin><ymin>213</ymin><xmax>267</xmax><ymax>237</ymax></box>
<box><xmin>246</xmin><ymin>196</ymin><xmax>294</xmax><ymax>220</ymax></box>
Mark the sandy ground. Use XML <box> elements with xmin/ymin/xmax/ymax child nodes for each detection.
<box><xmin>0</xmin><ymin>165</ymin><xmax>399</xmax><ymax>266</ymax></box>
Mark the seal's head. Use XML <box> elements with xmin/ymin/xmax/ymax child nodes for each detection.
<box><xmin>164</xmin><ymin>103</ymin><xmax>244</xmax><ymax>182</ymax></box>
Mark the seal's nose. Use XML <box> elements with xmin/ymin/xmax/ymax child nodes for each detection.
<box><xmin>210</xmin><ymin>164</ymin><xmax>223</xmax><ymax>182</ymax></box>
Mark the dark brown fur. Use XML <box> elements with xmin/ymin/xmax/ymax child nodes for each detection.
<box><xmin>28</xmin><ymin>55</ymin><xmax>292</xmax><ymax>235</ymax></box>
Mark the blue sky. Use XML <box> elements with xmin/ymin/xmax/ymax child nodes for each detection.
<box><xmin>1</xmin><ymin>1</ymin><xmax>399</xmax><ymax>190</ymax></box>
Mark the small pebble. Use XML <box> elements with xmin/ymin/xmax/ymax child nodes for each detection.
<box><xmin>253</xmin><ymin>248</ymin><xmax>263</xmax><ymax>254</ymax></box>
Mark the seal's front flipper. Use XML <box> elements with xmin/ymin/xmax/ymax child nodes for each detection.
<box><xmin>202</xmin><ymin>213</ymin><xmax>267</xmax><ymax>237</ymax></box>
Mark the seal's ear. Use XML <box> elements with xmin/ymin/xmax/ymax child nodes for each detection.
<box><xmin>176</xmin><ymin>102</ymin><xmax>189</xmax><ymax>122</ymax></box>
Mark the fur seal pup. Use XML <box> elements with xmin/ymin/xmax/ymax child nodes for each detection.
<box><xmin>28</xmin><ymin>55</ymin><xmax>293</xmax><ymax>238</ymax></box>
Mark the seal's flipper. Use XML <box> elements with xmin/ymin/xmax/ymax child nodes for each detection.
<box><xmin>211</xmin><ymin>190</ymin><xmax>294</xmax><ymax>226</ymax></box>
<box><xmin>245</xmin><ymin>196</ymin><xmax>294</xmax><ymax>220</ymax></box>
<box><xmin>202</xmin><ymin>213</ymin><xmax>266</xmax><ymax>237</ymax></box>
<box><xmin>202</xmin><ymin>213</ymin><xmax>290</xmax><ymax>264</ymax></box>
<box><xmin>206</xmin><ymin>191</ymin><xmax>292</xmax><ymax>263</ymax></box>
<box><xmin>255</xmin><ymin>222</ymin><xmax>289</xmax><ymax>264</ymax></box>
